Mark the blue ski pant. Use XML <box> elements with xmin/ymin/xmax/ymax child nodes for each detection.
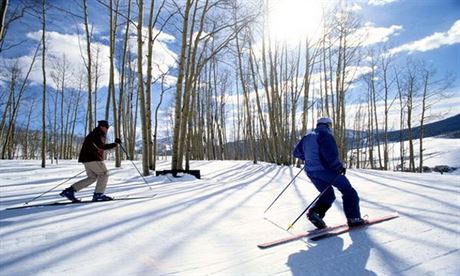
<box><xmin>306</xmin><ymin>170</ymin><xmax>361</xmax><ymax>219</ymax></box>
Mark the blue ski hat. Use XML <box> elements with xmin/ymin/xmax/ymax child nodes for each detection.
<box><xmin>317</xmin><ymin>117</ymin><xmax>333</xmax><ymax>126</ymax></box>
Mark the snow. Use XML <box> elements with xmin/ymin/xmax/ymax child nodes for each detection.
<box><xmin>376</xmin><ymin>137</ymin><xmax>460</xmax><ymax>170</ymax></box>
<box><xmin>1</xmin><ymin>146</ymin><xmax>460</xmax><ymax>275</ymax></box>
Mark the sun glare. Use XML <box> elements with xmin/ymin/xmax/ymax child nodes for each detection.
<box><xmin>268</xmin><ymin>0</ymin><xmax>324</xmax><ymax>44</ymax></box>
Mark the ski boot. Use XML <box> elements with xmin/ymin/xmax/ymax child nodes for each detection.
<box><xmin>307</xmin><ymin>209</ymin><xmax>327</xmax><ymax>229</ymax></box>
<box><xmin>92</xmin><ymin>193</ymin><xmax>113</xmax><ymax>202</ymax></box>
<box><xmin>60</xmin><ymin>187</ymin><xmax>80</xmax><ymax>202</ymax></box>
<box><xmin>347</xmin><ymin>217</ymin><xmax>369</xmax><ymax>227</ymax></box>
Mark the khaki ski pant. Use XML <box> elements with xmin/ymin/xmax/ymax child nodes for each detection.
<box><xmin>72</xmin><ymin>161</ymin><xmax>108</xmax><ymax>194</ymax></box>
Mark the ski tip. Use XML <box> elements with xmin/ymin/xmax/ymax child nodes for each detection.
<box><xmin>384</xmin><ymin>211</ymin><xmax>400</xmax><ymax>218</ymax></box>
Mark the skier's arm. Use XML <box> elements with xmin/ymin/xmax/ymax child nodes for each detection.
<box><xmin>293</xmin><ymin>137</ymin><xmax>306</xmax><ymax>160</ymax></box>
<box><xmin>317</xmin><ymin>132</ymin><xmax>343</xmax><ymax>171</ymax></box>
<box><xmin>101</xmin><ymin>142</ymin><xmax>117</xmax><ymax>150</ymax></box>
<box><xmin>92</xmin><ymin>132</ymin><xmax>117</xmax><ymax>150</ymax></box>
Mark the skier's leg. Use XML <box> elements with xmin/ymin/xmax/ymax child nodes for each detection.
<box><xmin>92</xmin><ymin>161</ymin><xmax>109</xmax><ymax>194</ymax></box>
<box><xmin>307</xmin><ymin>171</ymin><xmax>335</xmax><ymax>218</ymax></box>
<box><xmin>332</xmin><ymin>175</ymin><xmax>361</xmax><ymax>219</ymax></box>
<box><xmin>71</xmin><ymin>163</ymin><xmax>97</xmax><ymax>192</ymax></box>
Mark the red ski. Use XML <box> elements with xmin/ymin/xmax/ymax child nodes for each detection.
<box><xmin>309</xmin><ymin>212</ymin><xmax>399</xmax><ymax>241</ymax></box>
<box><xmin>258</xmin><ymin>212</ymin><xmax>399</xmax><ymax>249</ymax></box>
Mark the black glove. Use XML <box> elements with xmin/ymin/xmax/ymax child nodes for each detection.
<box><xmin>115</xmin><ymin>138</ymin><xmax>122</xmax><ymax>144</ymax></box>
<box><xmin>337</xmin><ymin>167</ymin><xmax>346</xmax><ymax>175</ymax></box>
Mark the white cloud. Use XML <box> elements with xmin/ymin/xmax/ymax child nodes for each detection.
<box><xmin>347</xmin><ymin>3</ymin><xmax>362</xmax><ymax>12</ymax></box>
<box><xmin>22</xmin><ymin>30</ymin><xmax>114</xmax><ymax>90</ymax></box>
<box><xmin>163</xmin><ymin>75</ymin><xmax>178</xmax><ymax>87</ymax></box>
<box><xmin>2</xmin><ymin>27</ymin><xmax>178</xmax><ymax>91</ymax></box>
<box><xmin>346</xmin><ymin>66</ymin><xmax>373</xmax><ymax>82</ymax></box>
<box><xmin>78</xmin><ymin>23</ymin><xmax>101</xmax><ymax>35</ymax></box>
<box><xmin>126</xmin><ymin>26</ymin><xmax>177</xmax><ymax>82</ymax></box>
<box><xmin>368</xmin><ymin>0</ymin><xmax>399</xmax><ymax>6</ymax></box>
<box><xmin>389</xmin><ymin>20</ymin><xmax>460</xmax><ymax>55</ymax></box>
<box><xmin>352</xmin><ymin>22</ymin><xmax>402</xmax><ymax>46</ymax></box>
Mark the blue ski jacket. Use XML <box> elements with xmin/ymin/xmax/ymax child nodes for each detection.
<box><xmin>293</xmin><ymin>124</ymin><xmax>343</xmax><ymax>172</ymax></box>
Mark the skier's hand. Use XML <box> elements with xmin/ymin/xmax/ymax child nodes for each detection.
<box><xmin>115</xmin><ymin>138</ymin><xmax>122</xmax><ymax>144</ymax></box>
<box><xmin>337</xmin><ymin>167</ymin><xmax>346</xmax><ymax>175</ymax></box>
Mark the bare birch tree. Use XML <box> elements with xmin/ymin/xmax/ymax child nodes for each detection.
<box><xmin>137</xmin><ymin>0</ymin><xmax>149</xmax><ymax>175</ymax></box>
<box><xmin>171</xmin><ymin>0</ymin><xmax>193</xmax><ymax>171</ymax></box>
<box><xmin>0</xmin><ymin>0</ymin><xmax>8</xmax><ymax>44</ymax></box>
<box><xmin>107</xmin><ymin>0</ymin><xmax>121</xmax><ymax>167</ymax></box>
<box><xmin>83</xmin><ymin>0</ymin><xmax>93</xmax><ymax>133</ymax></box>
<box><xmin>40</xmin><ymin>0</ymin><xmax>47</xmax><ymax>168</ymax></box>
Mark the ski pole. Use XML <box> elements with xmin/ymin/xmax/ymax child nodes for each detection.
<box><xmin>24</xmin><ymin>169</ymin><xmax>86</xmax><ymax>205</ymax></box>
<box><xmin>119</xmin><ymin>142</ymin><xmax>153</xmax><ymax>190</ymax></box>
<box><xmin>264</xmin><ymin>165</ymin><xmax>305</xmax><ymax>213</ymax></box>
<box><xmin>287</xmin><ymin>175</ymin><xmax>340</xmax><ymax>230</ymax></box>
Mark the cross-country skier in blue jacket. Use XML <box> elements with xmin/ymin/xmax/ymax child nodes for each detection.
<box><xmin>293</xmin><ymin>117</ymin><xmax>367</xmax><ymax>228</ymax></box>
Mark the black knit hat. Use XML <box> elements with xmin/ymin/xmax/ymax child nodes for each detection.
<box><xmin>97</xmin><ymin>120</ymin><xmax>110</xmax><ymax>128</ymax></box>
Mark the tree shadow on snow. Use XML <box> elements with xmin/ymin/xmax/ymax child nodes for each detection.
<box><xmin>286</xmin><ymin>230</ymin><xmax>377</xmax><ymax>276</ymax></box>
<box><xmin>0</xmin><ymin>161</ymin><xmax>284</xmax><ymax>274</ymax></box>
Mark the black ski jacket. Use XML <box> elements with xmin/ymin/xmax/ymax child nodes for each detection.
<box><xmin>78</xmin><ymin>127</ymin><xmax>117</xmax><ymax>163</ymax></box>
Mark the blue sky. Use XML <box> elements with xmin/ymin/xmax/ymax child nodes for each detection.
<box><xmin>2</xmin><ymin>0</ymin><xmax>459</xmax><ymax>84</ymax></box>
<box><xmin>1</xmin><ymin>0</ymin><xmax>459</xmax><ymax>134</ymax></box>
<box><xmin>354</xmin><ymin>0</ymin><xmax>460</xmax><ymax>122</ymax></box>
<box><xmin>360</xmin><ymin>0</ymin><xmax>460</xmax><ymax>79</ymax></box>
<box><xmin>264</xmin><ymin>0</ymin><xmax>460</xmax><ymax>126</ymax></box>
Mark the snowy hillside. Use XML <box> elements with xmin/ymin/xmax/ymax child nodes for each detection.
<box><xmin>1</xmin><ymin>149</ymin><xmax>459</xmax><ymax>275</ymax></box>
<box><xmin>351</xmin><ymin>137</ymin><xmax>460</xmax><ymax>172</ymax></box>
<box><xmin>412</xmin><ymin>137</ymin><xmax>460</xmax><ymax>168</ymax></box>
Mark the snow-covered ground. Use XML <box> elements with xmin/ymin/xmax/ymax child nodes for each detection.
<box><xmin>1</xmin><ymin>147</ymin><xmax>459</xmax><ymax>275</ymax></box>
<box><xmin>397</xmin><ymin>137</ymin><xmax>460</xmax><ymax>169</ymax></box>
<box><xmin>352</xmin><ymin>137</ymin><xmax>460</xmax><ymax>172</ymax></box>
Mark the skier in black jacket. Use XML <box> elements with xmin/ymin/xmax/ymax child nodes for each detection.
<box><xmin>60</xmin><ymin>120</ymin><xmax>121</xmax><ymax>202</ymax></box>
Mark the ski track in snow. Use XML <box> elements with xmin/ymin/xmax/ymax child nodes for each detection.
<box><xmin>0</xmin><ymin>158</ymin><xmax>459</xmax><ymax>276</ymax></box>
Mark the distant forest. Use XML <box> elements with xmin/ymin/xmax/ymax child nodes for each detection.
<box><xmin>384</xmin><ymin>113</ymin><xmax>460</xmax><ymax>141</ymax></box>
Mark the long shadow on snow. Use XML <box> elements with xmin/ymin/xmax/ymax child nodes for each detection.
<box><xmin>1</xmin><ymin>170</ymin><xmax>171</xmax><ymax>224</ymax></box>
<box><xmin>0</xmin><ymin>176</ymin><xmax>81</xmax><ymax>189</ymax></box>
<box><xmin>0</xmin><ymin>172</ymin><xmax>158</xmax><ymax>207</ymax></box>
<box><xmin>349</xmin><ymin>169</ymin><xmax>459</xmax><ymax>193</ymax></box>
<box><xmin>0</xmin><ymin>198</ymin><xmax>154</xmax><ymax>274</ymax></box>
<box><xmin>146</xmin><ymin>164</ymin><xmax>288</xmax><ymax>270</ymax></box>
<box><xmin>0</xmin><ymin>163</ymin><xmax>74</xmax><ymax>174</ymax></box>
<box><xmin>353</xmin><ymin>181</ymin><xmax>459</xmax><ymax>250</ymax></box>
<box><xmin>287</xmin><ymin>231</ymin><xmax>378</xmax><ymax>276</ymax></box>
<box><xmin>0</xmin><ymin>162</ymin><xmax>284</xmax><ymax>273</ymax></box>
<box><xmin>358</xmin><ymin>197</ymin><xmax>459</xmax><ymax>248</ymax></box>
<box><xmin>150</xmin><ymin>162</ymin><xmax>272</xmax><ymax>200</ymax></box>
<box><xmin>1</xmin><ymin>162</ymin><xmax>256</xmax><ymax>209</ymax></box>
<box><xmin>0</xmin><ymin>196</ymin><xmax>154</xmax><ymax>238</ymax></box>
<box><xmin>349</xmin><ymin>171</ymin><xmax>458</xmax><ymax>212</ymax></box>
<box><xmin>0</xmin><ymin>179</ymin><xmax>233</xmax><ymax>271</ymax></box>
